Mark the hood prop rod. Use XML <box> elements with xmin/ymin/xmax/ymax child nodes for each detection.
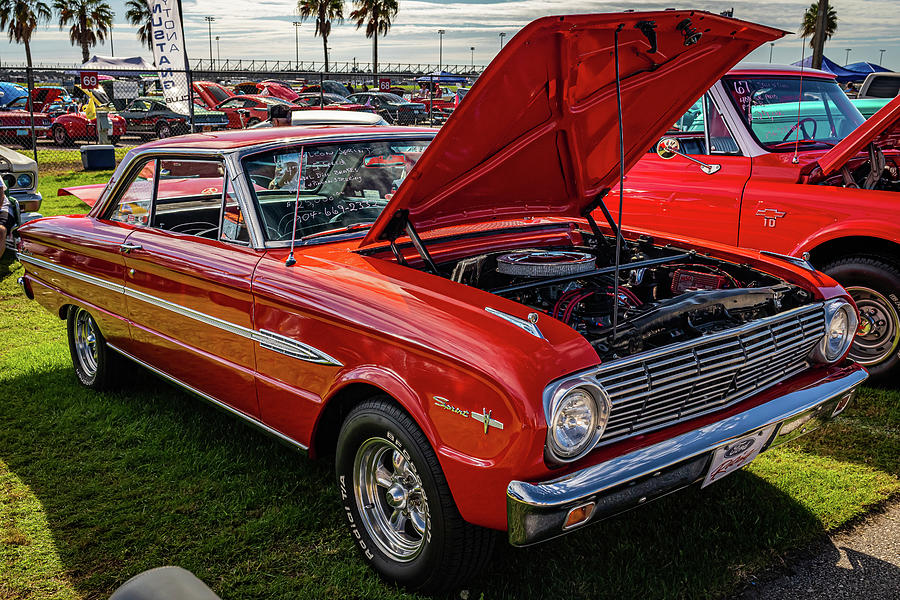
<box><xmin>582</xmin><ymin>188</ymin><xmax>623</xmax><ymax>249</ymax></box>
<box><xmin>611</xmin><ymin>23</ymin><xmax>627</xmax><ymax>344</ymax></box>
<box><xmin>383</xmin><ymin>208</ymin><xmax>437</xmax><ymax>274</ymax></box>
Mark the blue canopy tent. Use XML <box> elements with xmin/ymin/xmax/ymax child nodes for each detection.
<box><xmin>792</xmin><ymin>55</ymin><xmax>861</xmax><ymax>83</ymax></box>
<box><xmin>0</xmin><ymin>82</ymin><xmax>27</xmax><ymax>108</ymax></box>
<box><xmin>416</xmin><ymin>71</ymin><xmax>469</xmax><ymax>85</ymax></box>
<box><xmin>845</xmin><ymin>61</ymin><xmax>893</xmax><ymax>76</ymax></box>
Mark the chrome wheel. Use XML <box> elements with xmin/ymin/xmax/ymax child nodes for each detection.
<box><xmin>353</xmin><ymin>437</ymin><xmax>428</xmax><ymax>562</ymax></box>
<box><xmin>73</xmin><ymin>308</ymin><xmax>99</xmax><ymax>378</ymax></box>
<box><xmin>847</xmin><ymin>286</ymin><xmax>900</xmax><ymax>366</ymax></box>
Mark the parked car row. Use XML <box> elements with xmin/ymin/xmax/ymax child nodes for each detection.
<box><xmin>15</xmin><ymin>10</ymin><xmax>881</xmax><ymax>594</ymax></box>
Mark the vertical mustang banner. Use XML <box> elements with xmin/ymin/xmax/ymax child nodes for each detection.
<box><xmin>146</xmin><ymin>0</ymin><xmax>193</xmax><ymax>120</ymax></box>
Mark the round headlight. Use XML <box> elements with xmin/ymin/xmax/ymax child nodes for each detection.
<box><xmin>16</xmin><ymin>173</ymin><xmax>32</xmax><ymax>189</ymax></box>
<box><xmin>812</xmin><ymin>299</ymin><xmax>858</xmax><ymax>363</ymax></box>
<box><xmin>546</xmin><ymin>384</ymin><xmax>611</xmax><ymax>462</ymax></box>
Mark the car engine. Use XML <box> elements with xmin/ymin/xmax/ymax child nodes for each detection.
<box><xmin>445</xmin><ymin>241</ymin><xmax>813</xmax><ymax>361</ymax></box>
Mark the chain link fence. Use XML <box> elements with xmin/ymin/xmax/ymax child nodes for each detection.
<box><xmin>0</xmin><ymin>66</ymin><xmax>472</xmax><ymax>173</ymax></box>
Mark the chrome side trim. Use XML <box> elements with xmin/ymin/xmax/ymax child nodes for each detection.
<box><xmin>485</xmin><ymin>307</ymin><xmax>545</xmax><ymax>339</ymax></box>
<box><xmin>107</xmin><ymin>342</ymin><xmax>309</xmax><ymax>451</ymax></box>
<box><xmin>19</xmin><ymin>254</ymin><xmax>341</xmax><ymax>367</ymax></box>
<box><xmin>123</xmin><ymin>286</ymin><xmax>253</xmax><ymax>339</ymax></box>
<box><xmin>253</xmin><ymin>329</ymin><xmax>342</xmax><ymax>366</ymax></box>
<box><xmin>17</xmin><ymin>253</ymin><xmax>125</xmax><ymax>294</ymax></box>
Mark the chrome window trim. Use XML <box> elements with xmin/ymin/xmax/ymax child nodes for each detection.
<box><xmin>107</xmin><ymin>342</ymin><xmax>309</xmax><ymax>451</ymax></box>
<box><xmin>18</xmin><ymin>253</ymin><xmax>342</xmax><ymax>368</ymax></box>
<box><xmin>708</xmin><ymin>81</ymin><xmax>769</xmax><ymax>158</ymax></box>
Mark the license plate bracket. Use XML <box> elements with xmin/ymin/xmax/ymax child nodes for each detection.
<box><xmin>702</xmin><ymin>425</ymin><xmax>776</xmax><ymax>488</ymax></box>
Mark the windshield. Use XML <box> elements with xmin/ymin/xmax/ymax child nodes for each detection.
<box><xmin>379</xmin><ymin>93</ymin><xmax>405</xmax><ymax>103</ymax></box>
<box><xmin>723</xmin><ymin>76</ymin><xmax>866</xmax><ymax>150</ymax></box>
<box><xmin>203</xmin><ymin>84</ymin><xmax>233</xmax><ymax>104</ymax></box>
<box><xmin>243</xmin><ymin>138</ymin><xmax>432</xmax><ymax>242</ymax></box>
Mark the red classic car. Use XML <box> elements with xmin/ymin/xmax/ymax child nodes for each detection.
<box><xmin>15</xmin><ymin>12</ymin><xmax>867</xmax><ymax>592</ymax></box>
<box><xmin>293</xmin><ymin>92</ymin><xmax>372</xmax><ymax>112</ymax></box>
<box><xmin>214</xmin><ymin>95</ymin><xmax>294</xmax><ymax>128</ymax></box>
<box><xmin>0</xmin><ymin>108</ymin><xmax>51</xmax><ymax>147</ymax></box>
<box><xmin>608</xmin><ymin>63</ymin><xmax>900</xmax><ymax>378</ymax></box>
<box><xmin>50</xmin><ymin>110</ymin><xmax>127</xmax><ymax>145</ymax></box>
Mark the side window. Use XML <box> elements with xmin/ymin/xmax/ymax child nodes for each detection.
<box><xmin>220</xmin><ymin>178</ymin><xmax>250</xmax><ymax>244</ymax></box>
<box><xmin>670</xmin><ymin>98</ymin><xmax>703</xmax><ymax>134</ymax></box>
<box><xmin>705</xmin><ymin>95</ymin><xmax>740</xmax><ymax>155</ymax></box>
<box><xmin>152</xmin><ymin>159</ymin><xmax>225</xmax><ymax>239</ymax></box>
<box><xmin>107</xmin><ymin>159</ymin><xmax>156</xmax><ymax>225</ymax></box>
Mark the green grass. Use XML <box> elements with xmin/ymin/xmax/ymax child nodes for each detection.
<box><xmin>17</xmin><ymin>148</ymin><xmax>131</xmax><ymax>175</ymax></box>
<box><xmin>1</xmin><ymin>187</ymin><xmax>898</xmax><ymax>599</ymax></box>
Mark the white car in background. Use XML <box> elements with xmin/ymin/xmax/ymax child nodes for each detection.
<box><xmin>249</xmin><ymin>109</ymin><xmax>388</xmax><ymax>128</ymax></box>
<box><xmin>1</xmin><ymin>145</ymin><xmax>41</xmax><ymax>252</ymax></box>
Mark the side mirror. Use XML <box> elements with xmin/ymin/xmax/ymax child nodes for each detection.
<box><xmin>656</xmin><ymin>137</ymin><xmax>722</xmax><ymax>175</ymax></box>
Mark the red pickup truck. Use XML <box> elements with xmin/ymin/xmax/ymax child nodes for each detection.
<box><xmin>609</xmin><ymin>64</ymin><xmax>900</xmax><ymax>378</ymax></box>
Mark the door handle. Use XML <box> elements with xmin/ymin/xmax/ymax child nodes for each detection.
<box><xmin>119</xmin><ymin>242</ymin><xmax>142</xmax><ymax>253</ymax></box>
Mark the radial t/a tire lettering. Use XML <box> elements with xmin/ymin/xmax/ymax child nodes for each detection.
<box><xmin>335</xmin><ymin>396</ymin><xmax>495</xmax><ymax>592</ymax></box>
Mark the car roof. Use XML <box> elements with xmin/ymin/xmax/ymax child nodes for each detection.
<box><xmin>138</xmin><ymin>125</ymin><xmax>434</xmax><ymax>151</ymax></box>
<box><xmin>728</xmin><ymin>62</ymin><xmax>834</xmax><ymax>78</ymax></box>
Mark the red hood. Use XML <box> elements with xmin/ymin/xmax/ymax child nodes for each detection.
<box><xmin>817</xmin><ymin>94</ymin><xmax>900</xmax><ymax>175</ymax></box>
<box><xmin>361</xmin><ymin>11</ymin><xmax>783</xmax><ymax>246</ymax></box>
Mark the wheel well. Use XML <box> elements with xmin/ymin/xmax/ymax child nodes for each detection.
<box><xmin>311</xmin><ymin>382</ymin><xmax>407</xmax><ymax>460</ymax></box>
<box><xmin>58</xmin><ymin>304</ymin><xmax>72</xmax><ymax>320</ymax></box>
<box><xmin>807</xmin><ymin>237</ymin><xmax>900</xmax><ymax>270</ymax></box>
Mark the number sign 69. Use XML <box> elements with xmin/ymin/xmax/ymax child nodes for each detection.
<box><xmin>80</xmin><ymin>71</ymin><xmax>99</xmax><ymax>89</ymax></box>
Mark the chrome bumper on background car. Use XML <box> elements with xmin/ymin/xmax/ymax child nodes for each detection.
<box><xmin>506</xmin><ymin>363</ymin><xmax>868</xmax><ymax>546</ymax></box>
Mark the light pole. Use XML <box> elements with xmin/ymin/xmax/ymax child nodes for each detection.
<box><xmin>499</xmin><ymin>32</ymin><xmax>506</xmax><ymax>50</ymax></box>
<box><xmin>437</xmin><ymin>29</ymin><xmax>445</xmax><ymax>73</ymax></box>
<box><xmin>844</xmin><ymin>48</ymin><xmax>851</xmax><ymax>65</ymax></box>
<box><xmin>768</xmin><ymin>42</ymin><xmax>774</xmax><ymax>63</ymax></box>
<box><xmin>879</xmin><ymin>49</ymin><xmax>886</xmax><ymax>65</ymax></box>
<box><xmin>205</xmin><ymin>16</ymin><xmax>215</xmax><ymax>66</ymax></box>
<box><xmin>109</xmin><ymin>11</ymin><xmax>114</xmax><ymax>56</ymax></box>
<box><xmin>292</xmin><ymin>21</ymin><xmax>301</xmax><ymax>67</ymax></box>
<box><xmin>215</xmin><ymin>36</ymin><xmax>220</xmax><ymax>65</ymax></box>
<box><xmin>470</xmin><ymin>46</ymin><xmax>474</xmax><ymax>69</ymax></box>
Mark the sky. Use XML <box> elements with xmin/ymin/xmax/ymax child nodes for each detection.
<box><xmin>4</xmin><ymin>0</ymin><xmax>899</xmax><ymax>71</ymax></box>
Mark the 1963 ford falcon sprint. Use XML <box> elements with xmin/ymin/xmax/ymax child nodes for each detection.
<box><xmin>16</xmin><ymin>11</ymin><xmax>867</xmax><ymax>592</ymax></box>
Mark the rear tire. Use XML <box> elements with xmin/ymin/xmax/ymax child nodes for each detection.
<box><xmin>66</xmin><ymin>306</ymin><xmax>116</xmax><ymax>390</ymax></box>
<box><xmin>52</xmin><ymin>125</ymin><xmax>70</xmax><ymax>146</ymax></box>
<box><xmin>822</xmin><ymin>256</ymin><xmax>900</xmax><ymax>380</ymax></box>
<box><xmin>156</xmin><ymin>122</ymin><xmax>173</xmax><ymax>139</ymax></box>
<box><xmin>335</xmin><ymin>397</ymin><xmax>494</xmax><ymax>592</ymax></box>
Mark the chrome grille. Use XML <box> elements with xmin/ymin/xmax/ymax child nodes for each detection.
<box><xmin>595</xmin><ymin>303</ymin><xmax>825</xmax><ymax>444</ymax></box>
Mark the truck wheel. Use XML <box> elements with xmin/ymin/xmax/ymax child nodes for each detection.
<box><xmin>335</xmin><ymin>397</ymin><xmax>494</xmax><ymax>592</ymax></box>
<box><xmin>67</xmin><ymin>306</ymin><xmax>116</xmax><ymax>390</ymax></box>
<box><xmin>823</xmin><ymin>256</ymin><xmax>900</xmax><ymax>379</ymax></box>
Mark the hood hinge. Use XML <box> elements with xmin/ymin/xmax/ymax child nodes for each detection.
<box><xmin>383</xmin><ymin>208</ymin><xmax>439</xmax><ymax>275</ymax></box>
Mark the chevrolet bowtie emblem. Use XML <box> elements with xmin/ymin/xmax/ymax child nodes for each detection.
<box><xmin>755</xmin><ymin>208</ymin><xmax>786</xmax><ymax>219</ymax></box>
<box><xmin>470</xmin><ymin>408</ymin><xmax>504</xmax><ymax>435</ymax></box>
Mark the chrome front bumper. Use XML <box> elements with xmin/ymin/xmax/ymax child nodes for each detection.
<box><xmin>507</xmin><ymin>363</ymin><xmax>868</xmax><ymax>546</ymax></box>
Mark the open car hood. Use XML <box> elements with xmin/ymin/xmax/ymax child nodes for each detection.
<box><xmin>817</xmin><ymin>94</ymin><xmax>900</xmax><ymax>175</ymax></box>
<box><xmin>361</xmin><ymin>11</ymin><xmax>783</xmax><ymax>247</ymax></box>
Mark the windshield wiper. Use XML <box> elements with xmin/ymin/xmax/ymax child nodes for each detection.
<box><xmin>769</xmin><ymin>139</ymin><xmax>836</xmax><ymax>150</ymax></box>
<box><xmin>299</xmin><ymin>222</ymin><xmax>373</xmax><ymax>242</ymax></box>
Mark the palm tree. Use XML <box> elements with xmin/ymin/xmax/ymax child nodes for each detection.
<box><xmin>54</xmin><ymin>0</ymin><xmax>112</xmax><ymax>63</ymax></box>
<box><xmin>0</xmin><ymin>0</ymin><xmax>52</xmax><ymax>92</ymax></box>
<box><xmin>297</xmin><ymin>0</ymin><xmax>344</xmax><ymax>72</ymax></box>
<box><xmin>124</xmin><ymin>0</ymin><xmax>152</xmax><ymax>53</ymax></box>
<box><xmin>350</xmin><ymin>0</ymin><xmax>398</xmax><ymax>84</ymax></box>
<box><xmin>799</xmin><ymin>2</ymin><xmax>837</xmax><ymax>49</ymax></box>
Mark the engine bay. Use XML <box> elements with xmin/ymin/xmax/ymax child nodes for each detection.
<box><xmin>809</xmin><ymin>144</ymin><xmax>900</xmax><ymax>191</ymax></box>
<box><xmin>442</xmin><ymin>238</ymin><xmax>813</xmax><ymax>361</ymax></box>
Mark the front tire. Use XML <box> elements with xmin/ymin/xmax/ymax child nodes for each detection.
<box><xmin>156</xmin><ymin>122</ymin><xmax>173</xmax><ymax>139</ymax></box>
<box><xmin>66</xmin><ymin>306</ymin><xmax>115</xmax><ymax>390</ymax></box>
<box><xmin>823</xmin><ymin>256</ymin><xmax>900</xmax><ymax>380</ymax></box>
<box><xmin>335</xmin><ymin>397</ymin><xmax>494</xmax><ymax>592</ymax></box>
<box><xmin>52</xmin><ymin>125</ymin><xmax>71</xmax><ymax>146</ymax></box>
